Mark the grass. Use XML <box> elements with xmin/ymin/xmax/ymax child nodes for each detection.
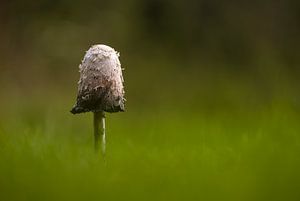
<box><xmin>0</xmin><ymin>90</ymin><xmax>299</xmax><ymax>201</ymax></box>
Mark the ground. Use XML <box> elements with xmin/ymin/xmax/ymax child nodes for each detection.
<box><xmin>0</xmin><ymin>94</ymin><xmax>299</xmax><ymax>201</ymax></box>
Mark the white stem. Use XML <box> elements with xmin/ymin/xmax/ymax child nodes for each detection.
<box><xmin>94</xmin><ymin>111</ymin><xmax>106</xmax><ymax>156</ymax></box>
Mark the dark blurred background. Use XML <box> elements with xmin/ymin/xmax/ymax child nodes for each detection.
<box><xmin>0</xmin><ymin>0</ymin><xmax>300</xmax><ymax>112</ymax></box>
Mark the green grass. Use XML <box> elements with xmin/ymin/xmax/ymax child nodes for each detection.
<box><xmin>0</xmin><ymin>97</ymin><xmax>300</xmax><ymax>201</ymax></box>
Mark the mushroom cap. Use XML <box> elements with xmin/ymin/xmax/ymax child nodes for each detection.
<box><xmin>71</xmin><ymin>44</ymin><xmax>125</xmax><ymax>114</ymax></box>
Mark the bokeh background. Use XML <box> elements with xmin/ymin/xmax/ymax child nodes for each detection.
<box><xmin>0</xmin><ymin>1</ymin><xmax>300</xmax><ymax>201</ymax></box>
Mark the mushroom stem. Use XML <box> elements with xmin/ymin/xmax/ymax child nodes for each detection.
<box><xmin>93</xmin><ymin>111</ymin><xmax>106</xmax><ymax>155</ymax></box>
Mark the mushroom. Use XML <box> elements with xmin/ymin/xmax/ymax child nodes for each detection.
<box><xmin>71</xmin><ymin>44</ymin><xmax>125</xmax><ymax>155</ymax></box>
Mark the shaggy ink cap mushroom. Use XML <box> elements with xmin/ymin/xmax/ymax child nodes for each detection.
<box><xmin>71</xmin><ymin>44</ymin><xmax>125</xmax><ymax>114</ymax></box>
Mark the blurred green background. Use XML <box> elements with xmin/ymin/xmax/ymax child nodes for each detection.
<box><xmin>0</xmin><ymin>1</ymin><xmax>300</xmax><ymax>201</ymax></box>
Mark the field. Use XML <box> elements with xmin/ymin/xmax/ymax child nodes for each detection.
<box><xmin>1</xmin><ymin>80</ymin><xmax>299</xmax><ymax>201</ymax></box>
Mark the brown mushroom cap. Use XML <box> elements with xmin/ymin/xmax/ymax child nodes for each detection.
<box><xmin>71</xmin><ymin>44</ymin><xmax>125</xmax><ymax>114</ymax></box>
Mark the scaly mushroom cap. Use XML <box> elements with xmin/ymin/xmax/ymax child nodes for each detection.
<box><xmin>71</xmin><ymin>44</ymin><xmax>125</xmax><ymax>114</ymax></box>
